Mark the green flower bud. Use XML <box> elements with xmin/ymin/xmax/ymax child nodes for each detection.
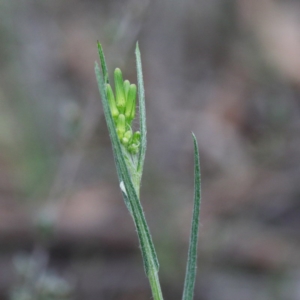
<box><xmin>124</xmin><ymin>130</ymin><xmax>133</xmax><ymax>140</ymax></box>
<box><xmin>121</xmin><ymin>130</ymin><xmax>133</xmax><ymax>146</ymax></box>
<box><xmin>116</xmin><ymin>114</ymin><xmax>126</xmax><ymax>139</ymax></box>
<box><xmin>105</xmin><ymin>84</ymin><xmax>119</xmax><ymax>119</ymax></box>
<box><xmin>125</xmin><ymin>84</ymin><xmax>137</xmax><ymax>122</ymax></box>
<box><xmin>114</xmin><ymin>68</ymin><xmax>126</xmax><ymax>113</ymax></box>
<box><xmin>122</xmin><ymin>137</ymin><xmax>129</xmax><ymax>145</ymax></box>
<box><xmin>132</xmin><ymin>131</ymin><xmax>141</xmax><ymax>144</ymax></box>
<box><xmin>128</xmin><ymin>143</ymin><xmax>139</xmax><ymax>154</ymax></box>
<box><xmin>123</xmin><ymin>80</ymin><xmax>130</xmax><ymax>101</ymax></box>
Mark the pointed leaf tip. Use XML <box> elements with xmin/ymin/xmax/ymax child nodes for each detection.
<box><xmin>182</xmin><ymin>132</ymin><xmax>201</xmax><ymax>300</ymax></box>
<box><xmin>135</xmin><ymin>42</ymin><xmax>140</xmax><ymax>53</ymax></box>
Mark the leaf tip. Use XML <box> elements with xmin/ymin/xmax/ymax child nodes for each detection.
<box><xmin>191</xmin><ymin>131</ymin><xmax>197</xmax><ymax>142</ymax></box>
<box><xmin>135</xmin><ymin>41</ymin><xmax>140</xmax><ymax>54</ymax></box>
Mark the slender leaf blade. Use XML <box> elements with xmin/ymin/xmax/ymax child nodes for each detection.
<box><xmin>95</xmin><ymin>63</ymin><xmax>131</xmax><ymax>211</ymax></box>
<box><xmin>97</xmin><ymin>41</ymin><xmax>109</xmax><ymax>84</ymax></box>
<box><xmin>135</xmin><ymin>43</ymin><xmax>147</xmax><ymax>174</ymax></box>
<box><xmin>182</xmin><ymin>133</ymin><xmax>201</xmax><ymax>300</ymax></box>
<box><xmin>96</xmin><ymin>45</ymin><xmax>133</xmax><ymax>214</ymax></box>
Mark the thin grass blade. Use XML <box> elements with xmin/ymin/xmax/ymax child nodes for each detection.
<box><xmin>182</xmin><ymin>133</ymin><xmax>201</xmax><ymax>300</ymax></box>
<box><xmin>97</xmin><ymin>41</ymin><xmax>109</xmax><ymax>84</ymax></box>
<box><xmin>135</xmin><ymin>43</ymin><xmax>147</xmax><ymax>174</ymax></box>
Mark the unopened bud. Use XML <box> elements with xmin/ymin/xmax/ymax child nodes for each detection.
<box><xmin>124</xmin><ymin>130</ymin><xmax>133</xmax><ymax>140</ymax></box>
<box><xmin>106</xmin><ymin>84</ymin><xmax>119</xmax><ymax>119</ymax></box>
<box><xmin>128</xmin><ymin>143</ymin><xmax>139</xmax><ymax>154</ymax></box>
<box><xmin>114</xmin><ymin>68</ymin><xmax>126</xmax><ymax>112</ymax></box>
<box><xmin>116</xmin><ymin>114</ymin><xmax>126</xmax><ymax>139</ymax></box>
<box><xmin>122</xmin><ymin>137</ymin><xmax>129</xmax><ymax>145</ymax></box>
<box><xmin>125</xmin><ymin>84</ymin><xmax>137</xmax><ymax>121</ymax></box>
<box><xmin>123</xmin><ymin>80</ymin><xmax>130</xmax><ymax>101</ymax></box>
<box><xmin>132</xmin><ymin>131</ymin><xmax>141</xmax><ymax>144</ymax></box>
<box><xmin>121</xmin><ymin>130</ymin><xmax>132</xmax><ymax>146</ymax></box>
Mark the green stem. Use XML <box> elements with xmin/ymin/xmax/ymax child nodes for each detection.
<box><xmin>149</xmin><ymin>270</ymin><xmax>164</xmax><ymax>300</ymax></box>
<box><xmin>124</xmin><ymin>151</ymin><xmax>141</xmax><ymax>196</ymax></box>
<box><xmin>127</xmin><ymin>155</ymin><xmax>163</xmax><ymax>300</ymax></box>
<box><xmin>123</xmin><ymin>153</ymin><xmax>163</xmax><ymax>300</ymax></box>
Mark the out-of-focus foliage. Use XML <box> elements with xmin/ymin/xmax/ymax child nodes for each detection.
<box><xmin>11</xmin><ymin>251</ymin><xmax>72</xmax><ymax>300</ymax></box>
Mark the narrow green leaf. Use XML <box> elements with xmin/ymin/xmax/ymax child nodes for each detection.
<box><xmin>135</xmin><ymin>43</ymin><xmax>147</xmax><ymax>174</ymax></box>
<box><xmin>95</xmin><ymin>63</ymin><xmax>131</xmax><ymax>212</ymax></box>
<box><xmin>97</xmin><ymin>41</ymin><xmax>109</xmax><ymax>84</ymax></box>
<box><xmin>182</xmin><ymin>133</ymin><xmax>201</xmax><ymax>300</ymax></box>
<box><xmin>95</xmin><ymin>62</ymin><xmax>159</xmax><ymax>275</ymax></box>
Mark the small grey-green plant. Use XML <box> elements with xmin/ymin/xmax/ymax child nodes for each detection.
<box><xmin>10</xmin><ymin>252</ymin><xmax>72</xmax><ymax>300</ymax></box>
<box><xmin>95</xmin><ymin>42</ymin><xmax>201</xmax><ymax>300</ymax></box>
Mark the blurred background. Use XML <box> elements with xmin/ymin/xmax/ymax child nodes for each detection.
<box><xmin>1</xmin><ymin>0</ymin><xmax>300</xmax><ymax>299</ymax></box>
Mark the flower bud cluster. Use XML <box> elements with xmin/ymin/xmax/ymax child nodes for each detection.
<box><xmin>106</xmin><ymin>68</ymin><xmax>140</xmax><ymax>154</ymax></box>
